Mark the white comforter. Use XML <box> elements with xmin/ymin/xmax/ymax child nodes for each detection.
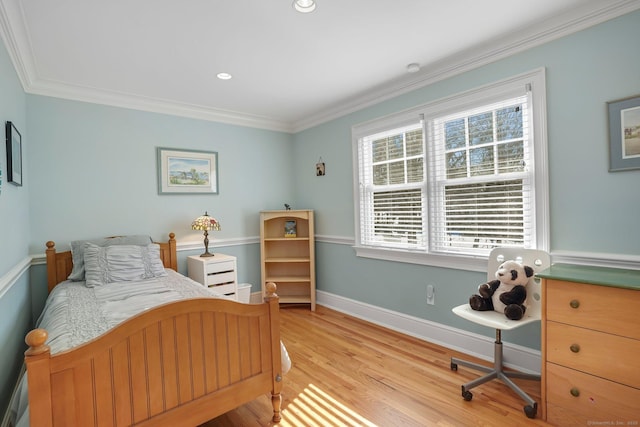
<box><xmin>39</xmin><ymin>269</ymin><xmax>226</xmax><ymax>354</ymax></box>
<box><xmin>9</xmin><ymin>270</ymin><xmax>291</xmax><ymax>426</ymax></box>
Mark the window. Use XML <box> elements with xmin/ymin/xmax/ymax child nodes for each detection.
<box><xmin>352</xmin><ymin>70</ymin><xmax>548</xmax><ymax>270</ymax></box>
<box><xmin>357</xmin><ymin>124</ymin><xmax>426</xmax><ymax>250</ymax></box>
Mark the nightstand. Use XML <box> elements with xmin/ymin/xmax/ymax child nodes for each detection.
<box><xmin>187</xmin><ymin>254</ymin><xmax>238</xmax><ymax>300</ymax></box>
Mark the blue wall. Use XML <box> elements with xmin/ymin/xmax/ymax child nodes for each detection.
<box><xmin>26</xmin><ymin>97</ymin><xmax>295</xmax><ymax>252</ymax></box>
<box><xmin>0</xmin><ymin>30</ymin><xmax>30</xmax><ymax>417</ymax></box>
<box><xmin>1</xmin><ymin>8</ymin><xmax>640</xmax><ymax>419</ymax></box>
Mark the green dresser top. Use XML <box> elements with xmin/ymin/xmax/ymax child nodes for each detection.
<box><xmin>537</xmin><ymin>263</ymin><xmax>640</xmax><ymax>290</ymax></box>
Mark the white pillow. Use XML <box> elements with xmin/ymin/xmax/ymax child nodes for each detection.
<box><xmin>84</xmin><ymin>243</ymin><xmax>167</xmax><ymax>287</ymax></box>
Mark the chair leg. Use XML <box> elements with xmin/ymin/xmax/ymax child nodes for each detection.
<box><xmin>450</xmin><ymin>329</ymin><xmax>540</xmax><ymax>419</ymax></box>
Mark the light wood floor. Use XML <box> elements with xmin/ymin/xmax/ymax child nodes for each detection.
<box><xmin>202</xmin><ymin>305</ymin><xmax>553</xmax><ymax>427</ymax></box>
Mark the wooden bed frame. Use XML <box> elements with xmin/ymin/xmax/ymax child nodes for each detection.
<box><xmin>24</xmin><ymin>233</ymin><xmax>283</xmax><ymax>426</ymax></box>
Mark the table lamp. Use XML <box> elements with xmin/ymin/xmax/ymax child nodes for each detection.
<box><xmin>191</xmin><ymin>211</ymin><xmax>220</xmax><ymax>257</ymax></box>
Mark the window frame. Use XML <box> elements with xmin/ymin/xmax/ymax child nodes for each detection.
<box><xmin>351</xmin><ymin>69</ymin><xmax>549</xmax><ymax>272</ymax></box>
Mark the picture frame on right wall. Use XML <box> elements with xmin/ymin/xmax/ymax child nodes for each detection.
<box><xmin>608</xmin><ymin>94</ymin><xmax>640</xmax><ymax>172</ymax></box>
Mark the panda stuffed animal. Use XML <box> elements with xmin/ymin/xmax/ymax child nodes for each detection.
<box><xmin>469</xmin><ymin>259</ymin><xmax>534</xmax><ymax>320</ymax></box>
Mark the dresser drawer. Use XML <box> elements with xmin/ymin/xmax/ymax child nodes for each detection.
<box><xmin>546</xmin><ymin>279</ymin><xmax>640</xmax><ymax>339</ymax></box>
<box><xmin>546</xmin><ymin>363</ymin><xmax>640</xmax><ymax>425</ymax></box>
<box><xmin>546</xmin><ymin>321</ymin><xmax>640</xmax><ymax>388</ymax></box>
<box><xmin>205</xmin><ymin>260</ymin><xmax>235</xmax><ymax>274</ymax></box>
<box><xmin>207</xmin><ymin>283</ymin><xmax>235</xmax><ymax>296</ymax></box>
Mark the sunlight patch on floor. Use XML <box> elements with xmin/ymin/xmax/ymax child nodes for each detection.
<box><xmin>279</xmin><ymin>383</ymin><xmax>378</xmax><ymax>427</ymax></box>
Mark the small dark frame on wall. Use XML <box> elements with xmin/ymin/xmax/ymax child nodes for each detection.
<box><xmin>5</xmin><ymin>121</ymin><xmax>22</xmax><ymax>186</ymax></box>
<box><xmin>608</xmin><ymin>94</ymin><xmax>640</xmax><ymax>172</ymax></box>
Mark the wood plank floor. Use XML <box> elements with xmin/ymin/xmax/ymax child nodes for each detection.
<box><xmin>202</xmin><ymin>305</ymin><xmax>553</xmax><ymax>427</ymax></box>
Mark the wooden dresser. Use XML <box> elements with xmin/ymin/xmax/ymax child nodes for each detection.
<box><xmin>538</xmin><ymin>264</ymin><xmax>640</xmax><ymax>425</ymax></box>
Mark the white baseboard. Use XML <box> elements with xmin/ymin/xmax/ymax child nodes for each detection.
<box><xmin>316</xmin><ymin>290</ymin><xmax>541</xmax><ymax>374</ymax></box>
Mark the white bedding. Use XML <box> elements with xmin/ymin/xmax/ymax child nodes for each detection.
<box><xmin>9</xmin><ymin>269</ymin><xmax>291</xmax><ymax>426</ymax></box>
<box><xmin>40</xmin><ymin>269</ymin><xmax>224</xmax><ymax>354</ymax></box>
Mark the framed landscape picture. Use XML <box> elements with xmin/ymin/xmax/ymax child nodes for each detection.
<box><xmin>157</xmin><ymin>147</ymin><xmax>218</xmax><ymax>194</ymax></box>
<box><xmin>608</xmin><ymin>94</ymin><xmax>640</xmax><ymax>171</ymax></box>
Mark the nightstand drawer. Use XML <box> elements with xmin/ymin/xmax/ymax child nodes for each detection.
<box><xmin>205</xmin><ymin>260</ymin><xmax>235</xmax><ymax>274</ymax></box>
<box><xmin>546</xmin><ymin>321</ymin><xmax>640</xmax><ymax>388</ymax></box>
<box><xmin>207</xmin><ymin>283</ymin><xmax>236</xmax><ymax>296</ymax></box>
<box><xmin>546</xmin><ymin>363</ymin><xmax>640</xmax><ymax>425</ymax></box>
<box><xmin>206</xmin><ymin>271</ymin><xmax>236</xmax><ymax>286</ymax></box>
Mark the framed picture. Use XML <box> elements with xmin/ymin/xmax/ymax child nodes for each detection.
<box><xmin>608</xmin><ymin>94</ymin><xmax>640</xmax><ymax>171</ymax></box>
<box><xmin>157</xmin><ymin>147</ymin><xmax>218</xmax><ymax>194</ymax></box>
<box><xmin>5</xmin><ymin>121</ymin><xmax>22</xmax><ymax>186</ymax></box>
<box><xmin>284</xmin><ymin>220</ymin><xmax>297</xmax><ymax>237</ymax></box>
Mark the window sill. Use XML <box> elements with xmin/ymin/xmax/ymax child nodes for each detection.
<box><xmin>353</xmin><ymin>245</ymin><xmax>487</xmax><ymax>272</ymax></box>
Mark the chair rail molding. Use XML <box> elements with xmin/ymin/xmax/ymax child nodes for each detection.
<box><xmin>0</xmin><ymin>257</ymin><xmax>31</xmax><ymax>300</ymax></box>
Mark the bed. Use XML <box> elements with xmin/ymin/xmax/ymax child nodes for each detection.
<box><xmin>17</xmin><ymin>233</ymin><xmax>286</xmax><ymax>426</ymax></box>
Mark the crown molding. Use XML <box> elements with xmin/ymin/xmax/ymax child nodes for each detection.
<box><xmin>0</xmin><ymin>0</ymin><xmax>33</xmax><ymax>88</ymax></box>
<box><xmin>2</xmin><ymin>0</ymin><xmax>639</xmax><ymax>134</ymax></box>
<box><xmin>26</xmin><ymin>79</ymin><xmax>296</xmax><ymax>133</ymax></box>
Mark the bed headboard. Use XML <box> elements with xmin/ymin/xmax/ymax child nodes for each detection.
<box><xmin>44</xmin><ymin>232</ymin><xmax>177</xmax><ymax>293</ymax></box>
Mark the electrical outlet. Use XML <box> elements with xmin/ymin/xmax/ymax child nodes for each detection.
<box><xmin>426</xmin><ymin>284</ymin><xmax>435</xmax><ymax>305</ymax></box>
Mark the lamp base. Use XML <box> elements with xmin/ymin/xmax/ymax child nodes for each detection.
<box><xmin>200</xmin><ymin>232</ymin><xmax>214</xmax><ymax>257</ymax></box>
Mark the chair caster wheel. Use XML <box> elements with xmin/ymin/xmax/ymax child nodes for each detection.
<box><xmin>524</xmin><ymin>403</ymin><xmax>537</xmax><ymax>418</ymax></box>
<box><xmin>450</xmin><ymin>362</ymin><xmax>457</xmax><ymax>371</ymax></box>
<box><xmin>462</xmin><ymin>389</ymin><xmax>473</xmax><ymax>401</ymax></box>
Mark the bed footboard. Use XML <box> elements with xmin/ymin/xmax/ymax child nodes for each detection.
<box><xmin>25</xmin><ymin>284</ymin><xmax>282</xmax><ymax>426</ymax></box>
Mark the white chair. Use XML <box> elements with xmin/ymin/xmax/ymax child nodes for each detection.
<box><xmin>450</xmin><ymin>247</ymin><xmax>550</xmax><ymax>419</ymax></box>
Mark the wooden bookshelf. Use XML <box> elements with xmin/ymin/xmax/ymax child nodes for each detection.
<box><xmin>260</xmin><ymin>210</ymin><xmax>315</xmax><ymax>311</ymax></box>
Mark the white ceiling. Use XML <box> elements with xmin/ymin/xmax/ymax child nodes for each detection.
<box><xmin>1</xmin><ymin>0</ymin><xmax>639</xmax><ymax>133</ymax></box>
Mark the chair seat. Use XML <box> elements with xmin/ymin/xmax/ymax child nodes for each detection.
<box><xmin>452</xmin><ymin>303</ymin><xmax>540</xmax><ymax>331</ymax></box>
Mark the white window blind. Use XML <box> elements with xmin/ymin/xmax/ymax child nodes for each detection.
<box><xmin>357</xmin><ymin>123</ymin><xmax>426</xmax><ymax>250</ymax></box>
<box><xmin>428</xmin><ymin>94</ymin><xmax>534</xmax><ymax>256</ymax></box>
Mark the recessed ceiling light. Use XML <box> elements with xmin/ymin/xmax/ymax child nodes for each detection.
<box><xmin>293</xmin><ymin>0</ymin><xmax>316</xmax><ymax>13</ymax></box>
<box><xmin>217</xmin><ymin>72</ymin><xmax>232</xmax><ymax>80</ymax></box>
<box><xmin>407</xmin><ymin>63</ymin><xmax>420</xmax><ymax>73</ymax></box>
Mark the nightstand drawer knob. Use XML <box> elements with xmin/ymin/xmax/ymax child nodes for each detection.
<box><xmin>570</xmin><ymin>387</ymin><xmax>580</xmax><ymax>397</ymax></box>
<box><xmin>569</xmin><ymin>299</ymin><xmax>580</xmax><ymax>309</ymax></box>
<box><xmin>570</xmin><ymin>344</ymin><xmax>580</xmax><ymax>353</ymax></box>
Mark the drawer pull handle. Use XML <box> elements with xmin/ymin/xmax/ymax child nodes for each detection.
<box><xmin>570</xmin><ymin>299</ymin><xmax>580</xmax><ymax>309</ymax></box>
<box><xmin>570</xmin><ymin>387</ymin><xmax>580</xmax><ymax>397</ymax></box>
<box><xmin>570</xmin><ymin>344</ymin><xmax>580</xmax><ymax>353</ymax></box>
